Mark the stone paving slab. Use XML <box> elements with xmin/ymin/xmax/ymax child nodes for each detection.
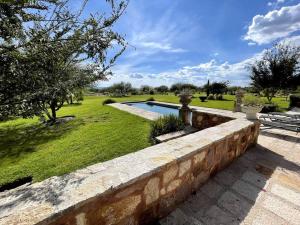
<box><xmin>159</xmin><ymin>128</ymin><xmax>300</xmax><ymax>225</ymax></box>
<box><xmin>155</xmin><ymin>126</ymin><xmax>198</xmax><ymax>143</ymax></box>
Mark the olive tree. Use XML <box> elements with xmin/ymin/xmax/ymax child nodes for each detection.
<box><xmin>250</xmin><ymin>43</ymin><xmax>300</xmax><ymax>103</ymax></box>
<box><xmin>108</xmin><ymin>82</ymin><xmax>132</xmax><ymax>96</ymax></box>
<box><xmin>210</xmin><ymin>81</ymin><xmax>228</xmax><ymax>96</ymax></box>
<box><xmin>0</xmin><ymin>0</ymin><xmax>128</xmax><ymax>122</ymax></box>
<box><xmin>155</xmin><ymin>85</ymin><xmax>169</xmax><ymax>94</ymax></box>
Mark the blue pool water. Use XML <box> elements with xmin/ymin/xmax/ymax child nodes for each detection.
<box><xmin>125</xmin><ymin>102</ymin><xmax>179</xmax><ymax>116</ymax></box>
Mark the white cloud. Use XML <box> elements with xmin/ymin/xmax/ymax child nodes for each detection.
<box><xmin>281</xmin><ymin>34</ymin><xmax>300</xmax><ymax>45</ymax></box>
<box><xmin>244</xmin><ymin>3</ymin><xmax>300</xmax><ymax>44</ymax></box>
<box><xmin>123</xmin><ymin>2</ymin><xmax>188</xmax><ymax>58</ymax></box>
<box><xmin>129</xmin><ymin>73</ymin><xmax>144</xmax><ymax>79</ymax></box>
<box><xmin>267</xmin><ymin>0</ymin><xmax>286</xmax><ymax>8</ymax></box>
<box><xmin>138</xmin><ymin>41</ymin><xmax>186</xmax><ymax>53</ymax></box>
<box><xmin>248</xmin><ymin>42</ymin><xmax>257</xmax><ymax>46</ymax></box>
<box><xmin>103</xmin><ymin>53</ymin><xmax>264</xmax><ymax>87</ymax></box>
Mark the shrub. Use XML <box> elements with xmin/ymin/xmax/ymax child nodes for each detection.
<box><xmin>242</xmin><ymin>96</ymin><xmax>264</xmax><ymax>107</ymax></box>
<box><xmin>260</xmin><ymin>103</ymin><xmax>278</xmax><ymax>113</ymax></box>
<box><xmin>149</xmin><ymin>90</ymin><xmax>155</xmax><ymax>95</ymax></box>
<box><xmin>290</xmin><ymin>95</ymin><xmax>300</xmax><ymax>108</ymax></box>
<box><xmin>207</xmin><ymin>94</ymin><xmax>215</xmax><ymax>100</ymax></box>
<box><xmin>102</xmin><ymin>98</ymin><xmax>116</xmax><ymax>105</ymax></box>
<box><xmin>131</xmin><ymin>88</ymin><xmax>139</xmax><ymax>95</ymax></box>
<box><xmin>146</xmin><ymin>97</ymin><xmax>155</xmax><ymax>101</ymax></box>
<box><xmin>150</xmin><ymin>115</ymin><xmax>184</xmax><ymax>141</ymax></box>
<box><xmin>216</xmin><ymin>94</ymin><xmax>223</xmax><ymax>100</ymax></box>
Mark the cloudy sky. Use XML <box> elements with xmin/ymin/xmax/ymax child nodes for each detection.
<box><xmin>77</xmin><ymin>0</ymin><xmax>300</xmax><ymax>87</ymax></box>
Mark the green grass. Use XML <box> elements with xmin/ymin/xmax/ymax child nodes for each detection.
<box><xmin>0</xmin><ymin>93</ymin><xmax>290</xmax><ymax>186</ymax></box>
<box><xmin>0</xmin><ymin>96</ymin><xmax>152</xmax><ymax>186</ymax></box>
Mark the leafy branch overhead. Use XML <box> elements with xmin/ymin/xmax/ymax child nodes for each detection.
<box><xmin>0</xmin><ymin>0</ymin><xmax>128</xmax><ymax>121</ymax></box>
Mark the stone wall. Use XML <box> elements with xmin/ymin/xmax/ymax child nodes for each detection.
<box><xmin>0</xmin><ymin>116</ymin><xmax>260</xmax><ymax>225</ymax></box>
<box><xmin>192</xmin><ymin>110</ymin><xmax>233</xmax><ymax>130</ymax></box>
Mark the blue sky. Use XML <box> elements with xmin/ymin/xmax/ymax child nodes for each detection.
<box><xmin>75</xmin><ymin>0</ymin><xmax>300</xmax><ymax>87</ymax></box>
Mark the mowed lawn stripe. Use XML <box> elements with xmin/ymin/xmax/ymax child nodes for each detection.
<box><xmin>0</xmin><ymin>96</ymin><xmax>151</xmax><ymax>186</ymax></box>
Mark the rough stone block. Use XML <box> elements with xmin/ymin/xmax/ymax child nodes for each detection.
<box><xmin>167</xmin><ymin>179</ymin><xmax>182</xmax><ymax>193</ymax></box>
<box><xmin>193</xmin><ymin>151</ymin><xmax>206</xmax><ymax>166</ymax></box>
<box><xmin>76</xmin><ymin>213</ymin><xmax>87</xmax><ymax>225</ymax></box>
<box><xmin>144</xmin><ymin>177</ymin><xmax>160</xmax><ymax>205</ymax></box>
<box><xmin>100</xmin><ymin>195</ymin><xmax>141</xmax><ymax>224</ymax></box>
<box><xmin>192</xmin><ymin>171</ymin><xmax>210</xmax><ymax>191</ymax></box>
<box><xmin>179</xmin><ymin>160</ymin><xmax>191</xmax><ymax>177</ymax></box>
<box><xmin>163</xmin><ymin>164</ymin><xmax>178</xmax><ymax>186</ymax></box>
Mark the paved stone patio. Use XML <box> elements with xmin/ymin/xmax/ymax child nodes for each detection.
<box><xmin>159</xmin><ymin>127</ymin><xmax>300</xmax><ymax>225</ymax></box>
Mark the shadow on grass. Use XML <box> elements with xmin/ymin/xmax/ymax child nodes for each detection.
<box><xmin>62</xmin><ymin>102</ymin><xmax>82</xmax><ymax>107</ymax></box>
<box><xmin>0</xmin><ymin>119</ymin><xmax>84</xmax><ymax>163</ymax></box>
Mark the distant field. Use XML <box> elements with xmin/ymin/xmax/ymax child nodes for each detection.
<box><xmin>107</xmin><ymin>93</ymin><xmax>290</xmax><ymax>111</ymax></box>
<box><xmin>0</xmin><ymin>94</ymin><xmax>289</xmax><ymax>186</ymax></box>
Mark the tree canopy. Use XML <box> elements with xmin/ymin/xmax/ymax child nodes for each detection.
<box><xmin>209</xmin><ymin>81</ymin><xmax>228</xmax><ymax>95</ymax></box>
<box><xmin>155</xmin><ymin>85</ymin><xmax>169</xmax><ymax>94</ymax></box>
<box><xmin>170</xmin><ymin>83</ymin><xmax>198</xmax><ymax>93</ymax></box>
<box><xmin>108</xmin><ymin>82</ymin><xmax>133</xmax><ymax>96</ymax></box>
<box><xmin>0</xmin><ymin>0</ymin><xmax>128</xmax><ymax>121</ymax></box>
<box><xmin>250</xmin><ymin>43</ymin><xmax>300</xmax><ymax>102</ymax></box>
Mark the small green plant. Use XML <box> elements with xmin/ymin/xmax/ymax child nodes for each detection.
<box><xmin>150</xmin><ymin>115</ymin><xmax>184</xmax><ymax>142</ymax></box>
<box><xmin>242</xmin><ymin>96</ymin><xmax>264</xmax><ymax>107</ymax></box>
<box><xmin>102</xmin><ymin>98</ymin><xmax>116</xmax><ymax>105</ymax></box>
<box><xmin>146</xmin><ymin>97</ymin><xmax>155</xmax><ymax>101</ymax></box>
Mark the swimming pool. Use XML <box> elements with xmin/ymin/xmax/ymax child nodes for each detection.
<box><xmin>125</xmin><ymin>102</ymin><xmax>179</xmax><ymax>116</ymax></box>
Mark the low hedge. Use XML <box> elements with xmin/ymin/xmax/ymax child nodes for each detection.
<box><xmin>102</xmin><ymin>98</ymin><xmax>116</xmax><ymax>105</ymax></box>
<box><xmin>290</xmin><ymin>95</ymin><xmax>300</xmax><ymax>108</ymax></box>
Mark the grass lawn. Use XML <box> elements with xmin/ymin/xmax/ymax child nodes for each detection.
<box><xmin>0</xmin><ymin>94</ymin><xmax>289</xmax><ymax>186</ymax></box>
<box><xmin>0</xmin><ymin>96</ymin><xmax>152</xmax><ymax>186</ymax></box>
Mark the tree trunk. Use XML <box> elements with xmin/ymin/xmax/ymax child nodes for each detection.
<box><xmin>265</xmin><ymin>89</ymin><xmax>273</xmax><ymax>103</ymax></box>
<box><xmin>50</xmin><ymin>102</ymin><xmax>57</xmax><ymax>122</ymax></box>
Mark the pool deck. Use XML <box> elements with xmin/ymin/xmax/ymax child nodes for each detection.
<box><xmin>110</xmin><ymin>102</ymin><xmax>161</xmax><ymax>120</ymax></box>
<box><xmin>110</xmin><ymin>101</ymin><xmax>245</xmax><ymax>121</ymax></box>
<box><xmin>159</xmin><ymin>127</ymin><xmax>300</xmax><ymax>225</ymax></box>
